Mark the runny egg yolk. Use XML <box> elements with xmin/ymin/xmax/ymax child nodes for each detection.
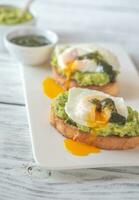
<box><xmin>42</xmin><ymin>77</ymin><xmax>64</xmax><ymax>98</ymax></box>
<box><xmin>64</xmin><ymin>139</ymin><xmax>100</xmax><ymax>156</ymax></box>
<box><xmin>86</xmin><ymin>105</ymin><xmax>110</xmax><ymax>128</ymax></box>
<box><xmin>64</xmin><ymin>60</ymin><xmax>77</xmax><ymax>89</ymax></box>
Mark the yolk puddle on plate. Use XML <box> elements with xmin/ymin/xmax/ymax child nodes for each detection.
<box><xmin>42</xmin><ymin>77</ymin><xmax>64</xmax><ymax>98</ymax></box>
<box><xmin>42</xmin><ymin>61</ymin><xmax>77</xmax><ymax>96</ymax></box>
<box><xmin>64</xmin><ymin>139</ymin><xmax>100</xmax><ymax>156</ymax></box>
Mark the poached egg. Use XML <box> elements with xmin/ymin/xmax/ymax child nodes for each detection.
<box><xmin>56</xmin><ymin>45</ymin><xmax>120</xmax><ymax>73</ymax></box>
<box><xmin>65</xmin><ymin>88</ymin><xmax>128</xmax><ymax>128</ymax></box>
<box><xmin>55</xmin><ymin>45</ymin><xmax>120</xmax><ymax>89</ymax></box>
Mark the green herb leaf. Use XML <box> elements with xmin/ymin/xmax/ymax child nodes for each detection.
<box><xmin>101</xmin><ymin>98</ymin><xmax>117</xmax><ymax>113</ymax></box>
<box><xmin>77</xmin><ymin>51</ymin><xmax>117</xmax><ymax>82</ymax></box>
<box><xmin>89</xmin><ymin>98</ymin><xmax>102</xmax><ymax>112</ymax></box>
<box><xmin>109</xmin><ymin>112</ymin><xmax>126</xmax><ymax>125</ymax></box>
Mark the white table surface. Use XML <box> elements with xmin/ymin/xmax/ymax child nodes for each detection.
<box><xmin>0</xmin><ymin>0</ymin><xmax>139</xmax><ymax>199</ymax></box>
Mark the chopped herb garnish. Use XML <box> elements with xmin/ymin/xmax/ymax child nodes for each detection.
<box><xmin>101</xmin><ymin>98</ymin><xmax>117</xmax><ymax>113</ymax></box>
<box><xmin>89</xmin><ymin>97</ymin><xmax>126</xmax><ymax>125</ymax></box>
<box><xmin>89</xmin><ymin>98</ymin><xmax>102</xmax><ymax>112</ymax></box>
<box><xmin>109</xmin><ymin>112</ymin><xmax>126</xmax><ymax>125</ymax></box>
<box><xmin>78</xmin><ymin>51</ymin><xmax>103</xmax><ymax>61</ymax></box>
<box><xmin>77</xmin><ymin>51</ymin><xmax>117</xmax><ymax>82</ymax></box>
<box><xmin>99</xmin><ymin>60</ymin><xmax>116</xmax><ymax>82</ymax></box>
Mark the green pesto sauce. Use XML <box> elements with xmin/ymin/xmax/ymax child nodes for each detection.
<box><xmin>0</xmin><ymin>6</ymin><xmax>33</xmax><ymax>25</ymax></box>
<box><xmin>52</xmin><ymin>92</ymin><xmax>139</xmax><ymax>137</ymax></box>
<box><xmin>51</xmin><ymin>52</ymin><xmax>118</xmax><ymax>87</ymax></box>
<box><xmin>10</xmin><ymin>35</ymin><xmax>51</xmax><ymax>47</ymax></box>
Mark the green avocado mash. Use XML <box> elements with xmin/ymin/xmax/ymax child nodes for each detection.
<box><xmin>52</xmin><ymin>92</ymin><xmax>139</xmax><ymax>137</ymax></box>
<box><xmin>51</xmin><ymin>52</ymin><xmax>118</xmax><ymax>87</ymax></box>
<box><xmin>0</xmin><ymin>6</ymin><xmax>33</xmax><ymax>25</ymax></box>
<box><xmin>72</xmin><ymin>71</ymin><xmax>110</xmax><ymax>86</ymax></box>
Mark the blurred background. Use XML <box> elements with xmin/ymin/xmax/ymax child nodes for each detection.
<box><xmin>1</xmin><ymin>0</ymin><xmax>139</xmax><ymax>66</ymax></box>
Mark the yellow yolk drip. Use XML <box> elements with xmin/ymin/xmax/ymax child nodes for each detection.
<box><xmin>86</xmin><ymin>105</ymin><xmax>110</xmax><ymax>129</ymax></box>
<box><xmin>64</xmin><ymin>60</ymin><xmax>77</xmax><ymax>89</ymax></box>
<box><xmin>42</xmin><ymin>77</ymin><xmax>64</xmax><ymax>98</ymax></box>
<box><xmin>64</xmin><ymin>139</ymin><xmax>100</xmax><ymax>156</ymax></box>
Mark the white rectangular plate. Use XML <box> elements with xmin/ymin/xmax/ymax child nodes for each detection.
<box><xmin>22</xmin><ymin>43</ymin><xmax>139</xmax><ymax>170</ymax></box>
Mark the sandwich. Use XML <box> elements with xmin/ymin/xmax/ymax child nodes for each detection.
<box><xmin>50</xmin><ymin>87</ymin><xmax>139</xmax><ymax>150</ymax></box>
<box><xmin>51</xmin><ymin>45</ymin><xmax>120</xmax><ymax>95</ymax></box>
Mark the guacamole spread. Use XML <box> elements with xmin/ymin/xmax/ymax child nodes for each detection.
<box><xmin>52</xmin><ymin>92</ymin><xmax>139</xmax><ymax>137</ymax></box>
<box><xmin>51</xmin><ymin>52</ymin><xmax>118</xmax><ymax>87</ymax></box>
<box><xmin>72</xmin><ymin>71</ymin><xmax>110</xmax><ymax>86</ymax></box>
<box><xmin>0</xmin><ymin>6</ymin><xmax>33</xmax><ymax>25</ymax></box>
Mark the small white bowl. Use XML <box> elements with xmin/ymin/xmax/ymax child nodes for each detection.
<box><xmin>0</xmin><ymin>5</ymin><xmax>36</xmax><ymax>51</ymax></box>
<box><xmin>4</xmin><ymin>26</ymin><xmax>58</xmax><ymax>66</ymax></box>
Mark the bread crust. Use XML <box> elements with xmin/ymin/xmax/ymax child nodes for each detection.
<box><xmin>50</xmin><ymin>109</ymin><xmax>139</xmax><ymax>150</ymax></box>
<box><xmin>53</xmin><ymin>67</ymin><xmax>118</xmax><ymax>96</ymax></box>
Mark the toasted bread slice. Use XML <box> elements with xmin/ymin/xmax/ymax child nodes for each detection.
<box><xmin>53</xmin><ymin>68</ymin><xmax>118</xmax><ymax>96</ymax></box>
<box><xmin>50</xmin><ymin>109</ymin><xmax>139</xmax><ymax>150</ymax></box>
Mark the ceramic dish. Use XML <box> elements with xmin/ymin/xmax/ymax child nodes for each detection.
<box><xmin>22</xmin><ymin>43</ymin><xmax>139</xmax><ymax>170</ymax></box>
<box><xmin>4</xmin><ymin>26</ymin><xmax>58</xmax><ymax>65</ymax></box>
<box><xmin>0</xmin><ymin>4</ymin><xmax>36</xmax><ymax>51</ymax></box>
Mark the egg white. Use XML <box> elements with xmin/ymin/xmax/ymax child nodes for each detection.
<box><xmin>57</xmin><ymin>46</ymin><xmax>92</xmax><ymax>70</ymax></box>
<box><xmin>65</xmin><ymin>88</ymin><xmax>128</xmax><ymax>127</ymax></box>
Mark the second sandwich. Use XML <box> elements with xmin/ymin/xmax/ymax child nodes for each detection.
<box><xmin>51</xmin><ymin>44</ymin><xmax>120</xmax><ymax>95</ymax></box>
